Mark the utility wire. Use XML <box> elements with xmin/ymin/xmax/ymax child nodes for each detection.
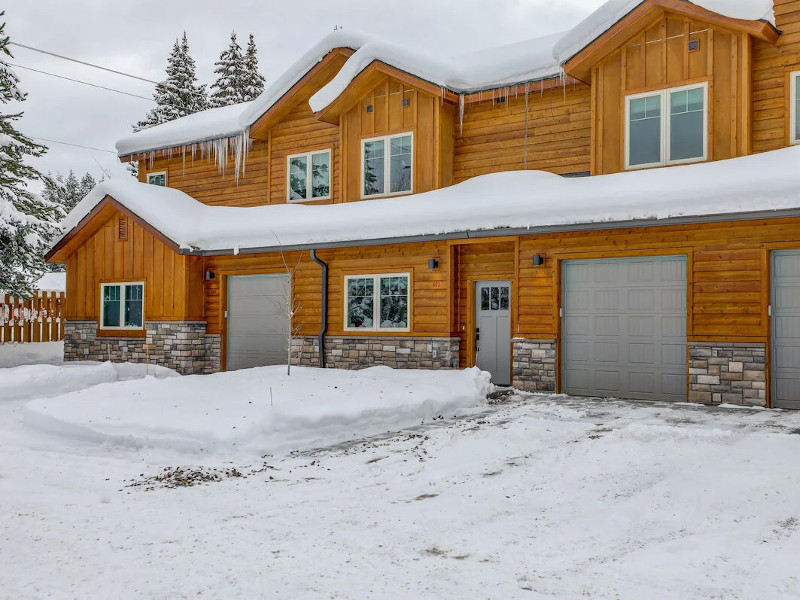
<box><xmin>9</xmin><ymin>41</ymin><xmax>159</xmax><ymax>85</ymax></box>
<box><xmin>29</xmin><ymin>136</ymin><xmax>117</xmax><ymax>155</ymax></box>
<box><xmin>8</xmin><ymin>62</ymin><xmax>155</xmax><ymax>101</ymax></box>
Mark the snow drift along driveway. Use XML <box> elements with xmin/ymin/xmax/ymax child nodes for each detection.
<box><xmin>24</xmin><ymin>366</ymin><xmax>492</xmax><ymax>455</ymax></box>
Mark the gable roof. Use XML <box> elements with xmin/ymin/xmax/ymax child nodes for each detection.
<box><xmin>554</xmin><ymin>0</ymin><xmax>776</xmax><ymax>65</ymax></box>
<box><xmin>115</xmin><ymin>30</ymin><xmax>372</xmax><ymax>158</ymax></box>
<box><xmin>51</xmin><ymin>145</ymin><xmax>800</xmax><ymax>259</ymax></box>
<box><xmin>114</xmin><ymin>0</ymin><xmax>780</xmax><ymax>158</ymax></box>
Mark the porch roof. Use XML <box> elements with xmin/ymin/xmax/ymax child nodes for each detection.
<box><xmin>48</xmin><ymin>145</ymin><xmax>800</xmax><ymax>260</ymax></box>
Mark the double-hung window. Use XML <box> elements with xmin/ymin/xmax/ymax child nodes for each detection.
<box><xmin>625</xmin><ymin>82</ymin><xmax>708</xmax><ymax>169</ymax></box>
<box><xmin>362</xmin><ymin>132</ymin><xmax>413</xmax><ymax>198</ymax></box>
<box><xmin>287</xmin><ymin>149</ymin><xmax>331</xmax><ymax>202</ymax></box>
<box><xmin>791</xmin><ymin>71</ymin><xmax>800</xmax><ymax>145</ymax></box>
<box><xmin>101</xmin><ymin>282</ymin><xmax>144</xmax><ymax>329</ymax></box>
<box><xmin>345</xmin><ymin>273</ymin><xmax>410</xmax><ymax>331</ymax></box>
<box><xmin>147</xmin><ymin>172</ymin><xmax>166</xmax><ymax>186</ymax></box>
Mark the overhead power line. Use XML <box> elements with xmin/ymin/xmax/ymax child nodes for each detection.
<box><xmin>8</xmin><ymin>62</ymin><xmax>155</xmax><ymax>101</ymax></box>
<box><xmin>29</xmin><ymin>136</ymin><xmax>117</xmax><ymax>155</ymax></box>
<box><xmin>9</xmin><ymin>41</ymin><xmax>159</xmax><ymax>85</ymax></box>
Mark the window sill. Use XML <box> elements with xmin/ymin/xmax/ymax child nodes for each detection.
<box><xmin>97</xmin><ymin>329</ymin><xmax>146</xmax><ymax>338</ymax></box>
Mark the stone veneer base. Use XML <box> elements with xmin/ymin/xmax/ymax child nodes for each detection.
<box><xmin>512</xmin><ymin>338</ymin><xmax>557</xmax><ymax>392</ymax></box>
<box><xmin>688</xmin><ymin>342</ymin><xmax>767</xmax><ymax>407</ymax></box>
<box><xmin>64</xmin><ymin>320</ymin><xmax>220</xmax><ymax>375</ymax></box>
<box><xmin>291</xmin><ymin>335</ymin><xmax>460</xmax><ymax>370</ymax></box>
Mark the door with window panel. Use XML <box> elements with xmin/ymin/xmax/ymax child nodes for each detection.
<box><xmin>475</xmin><ymin>281</ymin><xmax>511</xmax><ymax>386</ymax></box>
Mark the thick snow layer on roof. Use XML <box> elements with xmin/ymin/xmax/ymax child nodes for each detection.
<box><xmin>309</xmin><ymin>32</ymin><xmax>567</xmax><ymax>112</ymax></box>
<box><xmin>56</xmin><ymin>146</ymin><xmax>800</xmax><ymax>254</ymax></box>
<box><xmin>116</xmin><ymin>30</ymin><xmax>372</xmax><ymax>156</ymax></box>
<box><xmin>554</xmin><ymin>0</ymin><xmax>776</xmax><ymax>62</ymax></box>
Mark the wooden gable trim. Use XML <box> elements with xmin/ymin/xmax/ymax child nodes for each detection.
<box><xmin>46</xmin><ymin>196</ymin><xmax>182</xmax><ymax>263</ymax></box>
<box><xmin>315</xmin><ymin>60</ymin><xmax>459</xmax><ymax>125</ymax></box>
<box><xmin>249</xmin><ymin>47</ymin><xmax>354</xmax><ymax>140</ymax></box>
<box><xmin>564</xmin><ymin>0</ymin><xmax>780</xmax><ymax>83</ymax></box>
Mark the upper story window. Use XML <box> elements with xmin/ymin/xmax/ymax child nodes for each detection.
<box><xmin>345</xmin><ymin>273</ymin><xmax>410</xmax><ymax>331</ymax></box>
<box><xmin>791</xmin><ymin>71</ymin><xmax>800</xmax><ymax>145</ymax></box>
<box><xmin>101</xmin><ymin>282</ymin><xmax>144</xmax><ymax>329</ymax></box>
<box><xmin>625</xmin><ymin>82</ymin><xmax>708</xmax><ymax>170</ymax></box>
<box><xmin>287</xmin><ymin>149</ymin><xmax>331</xmax><ymax>202</ymax></box>
<box><xmin>147</xmin><ymin>172</ymin><xmax>166</xmax><ymax>186</ymax></box>
<box><xmin>362</xmin><ymin>132</ymin><xmax>413</xmax><ymax>198</ymax></box>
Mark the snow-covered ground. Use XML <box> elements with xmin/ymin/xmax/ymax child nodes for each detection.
<box><xmin>2</xmin><ymin>344</ymin><xmax>800</xmax><ymax>598</ymax></box>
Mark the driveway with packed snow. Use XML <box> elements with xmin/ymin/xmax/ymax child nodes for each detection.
<box><xmin>2</xmin><ymin>344</ymin><xmax>800</xmax><ymax>599</ymax></box>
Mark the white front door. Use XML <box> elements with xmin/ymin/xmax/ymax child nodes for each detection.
<box><xmin>475</xmin><ymin>280</ymin><xmax>511</xmax><ymax>386</ymax></box>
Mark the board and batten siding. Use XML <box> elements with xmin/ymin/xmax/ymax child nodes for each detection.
<box><xmin>64</xmin><ymin>209</ymin><xmax>204</xmax><ymax>322</ymax></box>
<box><xmin>591</xmin><ymin>13</ymin><xmax>753</xmax><ymax>174</ymax></box>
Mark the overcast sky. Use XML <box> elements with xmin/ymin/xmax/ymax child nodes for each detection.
<box><xmin>4</xmin><ymin>0</ymin><xmax>606</xmax><ymax>187</ymax></box>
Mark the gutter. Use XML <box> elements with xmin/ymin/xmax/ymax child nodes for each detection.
<box><xmin>309</xmin><ymin>249</ymin><xmax>328</xmax><ymax>368</ymax></box>
<box><xmin>179</xmin><ymin>207</ymin><xmax>800</xmax><ymax>257</ymax></box>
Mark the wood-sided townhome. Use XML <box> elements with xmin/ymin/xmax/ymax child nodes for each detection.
<box><xmin>48</xmin><ymin>0</ymin><xmax>800</xmax><ymax>409</ymax></box>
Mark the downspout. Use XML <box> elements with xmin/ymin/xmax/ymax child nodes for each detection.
<box><xmin>310</xmin><ymin>249</ymin><xmax>328</xmax><ymax>368</ymax></box>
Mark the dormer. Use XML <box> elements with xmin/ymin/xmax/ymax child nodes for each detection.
<box><xmin>560</xmin><ymin>0</ymin><xmax>780</xmax><ymax>175</ymax></box>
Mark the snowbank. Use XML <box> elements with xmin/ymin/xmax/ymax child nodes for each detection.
<box><xmin>53</xmin><ymin>145</ymin><xmax>800</xmax><ymax>254</ymax></box>
<box><xmin>24</xmin><ymin>366</ymin><xmax>491</xmax><ymax>455</ymax></box>
<box><xmin>0</xmin><ymin>341</ymin><xmax>64</xmax><ymax>368</ymax></box>
<box><xmin>2</xmin><ymin>360</ymin><xmax>177</xmax><ymax>402</ymax></box>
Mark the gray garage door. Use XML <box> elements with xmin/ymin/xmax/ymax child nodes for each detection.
<box><xmin>562</xmin><ymin>256</ymin><xmax>687</xmax><ymax>402</ymax></box>
<box><xmin>772</xmin><ymin>251</ymin><xmax>800</xmax><ymax>409</ymax></box>
<box><xmin>226</xmin><ymin>274</ymin><xmax>290</xmax><ymax>371</ymax></box>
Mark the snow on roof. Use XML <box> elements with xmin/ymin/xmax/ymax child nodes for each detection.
<box><xmin>553</xmin><ymin>0</ymin><xmax>776</xmax><ymax>63</ymax></box>
<box><xmin>116</xmin><ymin>0</ymin><xmax>777</xmax><ymax>156</ymax></box>
<box><xmin>55</xmin><ymin>146</ymin><xmax>800</xmax><ymax>255</ymax></box>
<box><xmin>115</xmin><ymin>30</ymin><xmax>373</xmax><ymax>157</ymax></box>
<box><xmin>309</xmin><ymin>32</ymin><xmax>567</xmax><ymax>112</ymax></box>
<box><xmin>33</xmin><ymin>272</ymin><xmax>66</xmax><ymax>292</ymax></box>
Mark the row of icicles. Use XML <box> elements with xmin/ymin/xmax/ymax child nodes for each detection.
<box><xmin>134</xmin><ymin>73</ymin><xmax>578</xmax><ymax>182</ymax></box>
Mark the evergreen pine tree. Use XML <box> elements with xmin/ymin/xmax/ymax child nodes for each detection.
<box><xmin>134</xmin><ymin>31</ymin><xmax>208</xmax><ymax>132</ymax></box>
<box><xmin>243</xmin><ymin>33</ymin><xmax>266</xmax><ymax>102</ymax></box>
<box><xmin>210</xmin><ymin>32</ymin><xmax>248</xmax><ymax>107</ymax></box>
<box><xmin>43</xmin><ymin>170</ymin><xmax>99</xmax><ymax>213</ymax></box>
<box><xmin>0</xmin><ymin>13</ymin><xmax>63</xmax><ymax>296</ymax></box>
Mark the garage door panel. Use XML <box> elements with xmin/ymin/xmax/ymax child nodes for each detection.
<box><xmin>595</xmin><ymin>370</ymin><xmax>620</xmax><ymax>392</ymax></box>
<box><xmin>594</xmin><ymin>341</ymin><xmax>620</xmax><ymax>362</ymax></box>
<box><xmin>629</xmin><ymin>343</ymin><xmax>654</xmax><ymax>364</ymax></box>
<box><xmin>227</xmin><ymin>274</ymin><xmax>291</xmax><ymax>371</ymax></box>
<box><xmin>562</xmin><ymin>256</ymin><xmax>687</xmax><ymax>402</ymax></box>
<box><xmin>628</xmin><ymin>289</ymin><xmax>655</xmax><ymax>311</ymax></box>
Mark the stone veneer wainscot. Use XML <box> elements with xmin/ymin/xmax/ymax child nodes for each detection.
<box><xmin>512</xmin><ymin>338</ymin><xmax>557</xmax><ymax>392</ymax></box>
<box><xmin>688</xmin><ymin>342</ymin><xmax>767</xmax><ymax>406</ymax></box>
<box><xmin>291</xmin><ymin>335</ymin><xmax>460</xmax><ymax>370</ymax></box>
<box><xmin>64</xmin><ymin>320</ymin><xmax>220</xmax><ymax>375</ymax></box>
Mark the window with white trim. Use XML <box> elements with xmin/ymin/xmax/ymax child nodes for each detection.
<box><xmin>791</xmin><ymin>71</ymin><xmax>800</xmax><ymax>145</ymax></box>
<box><xmin>625</xmin><ymin>82</ymin><xmax>708</xmax><ymax>169</ymax></box>
<box><xmin>362</xmin><ymin>132</ymin><xmax>413</xmax><ymax>197</ymax></box>
<box><xmin>287</xmin><ymin>149</ymin><xmax>331</xmax><ymax>202</ymax></box>
<box><xmin>101</xmin><ymin>282</ymin><xmax>144</xmax><ymax>329</ymax></box>
<box><xmin>345</xmin><ymin>274</ymin><xmax>410</xmax><ymax>331</ymax></box>
<box><xmin>147</xmin><ymin>172</ymin><xmax>166</xmax><ymax>186</ymax></box>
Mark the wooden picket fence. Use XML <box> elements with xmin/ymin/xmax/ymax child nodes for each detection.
<box><xmin>0</xmin><ymin>291</ymin><xmax>65</xmax><ymax>344</ymax></box>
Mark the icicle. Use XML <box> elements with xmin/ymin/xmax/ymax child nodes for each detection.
<box><xmin>458</xmin><ymin>94</ymin><xmax>464</xmax><ymax>137</ymax></box>
<box><xmin>148</xmin><ymin>151</ymin><xmax>155</xmax><ymax>169</ymax></box>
